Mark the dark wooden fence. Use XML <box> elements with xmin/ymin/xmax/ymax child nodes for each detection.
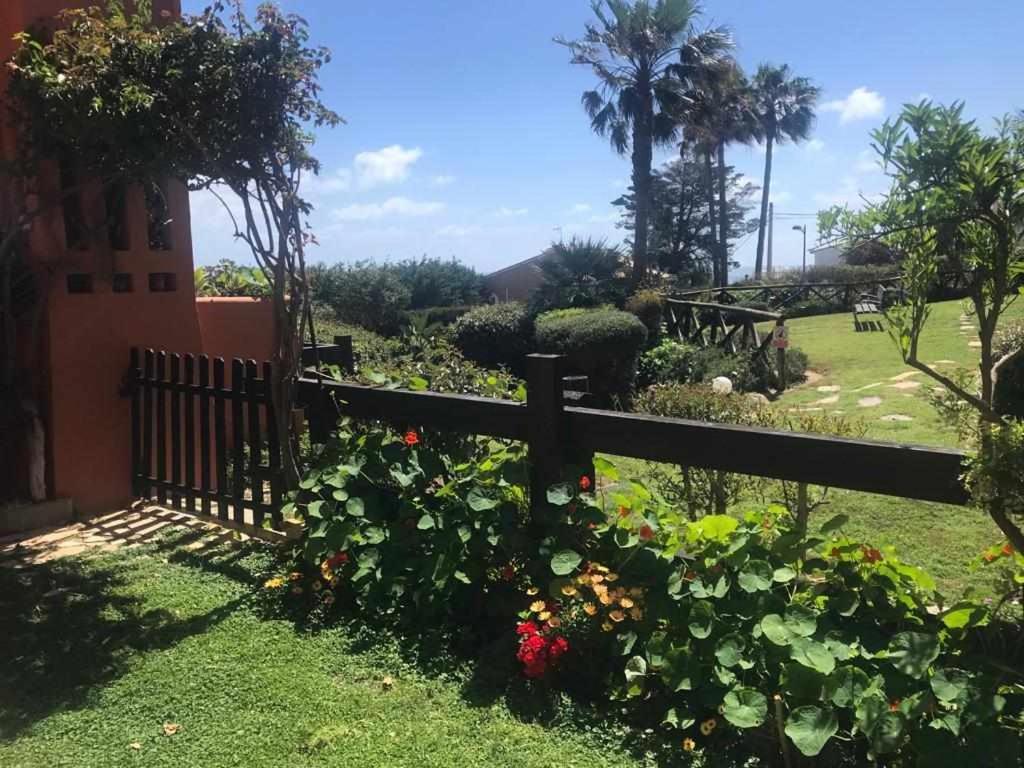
<box><xmin>128</xmin><ymin>348</ymin><xmax>286</xmax><ymax>529</ymax></box>
<box><xmin>126</xmin><ymin>347</ymin><xmax>969</xmax><ymax>534</ymax></box>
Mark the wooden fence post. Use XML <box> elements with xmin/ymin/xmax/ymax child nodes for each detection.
<box><xmin>775</xmin><ymin>318</ymin><xmax>788</xmax><ymax>392</ymax></box>
<box><xmin>333</xmin><ymin>335</ymin><xmax>355</xmax><ymax>374</ymax></box>
<box><xmin>526</xmin><ymin>354</ymin><xmax>565</xmax><ymax>512</ymax></box>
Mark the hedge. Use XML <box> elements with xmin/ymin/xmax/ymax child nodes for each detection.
<box><xmin>535</xmin><ymin>308</ymin><xmax>647</xmax><ymax>403</ymax></box>
<box><xmin>451</xmin><ymin>302</ymin><xmax>534</xmax><ymax>373</ymax></box>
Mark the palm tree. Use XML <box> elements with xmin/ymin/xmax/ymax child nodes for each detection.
<box><xmin>750</xmin><ymin>64</ymin><xmax>820</xmax><ymax>279</ymax></box>
<box><xmin>556</xmin><ymin>1</ymin><xmax>729</xmax><ymax>287</ymax></box>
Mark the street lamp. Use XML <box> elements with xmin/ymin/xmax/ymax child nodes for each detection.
<box><xmin>792</xmin><ymin>225</ymin><xmax>807</xmax><ymax>275</ymax></box>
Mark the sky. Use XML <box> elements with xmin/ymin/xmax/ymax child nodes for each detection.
<box><xmin>182</xmin><ymin>0</ymin><xmax>1024</xmax><ymax>278</ymax></box>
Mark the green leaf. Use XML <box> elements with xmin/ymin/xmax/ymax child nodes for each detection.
<box><xmin>546</xmin><ymin>483</ymin><xmax>574</xmax><ymax>506</ymax></box>
<box><xmin>593</xmin><ymin>456</ymin><xmax>619</xmax><ymax>481</ymax></box>
<box><xmin>306</xmin><ymin>500</ymin><xmax>325</xmax><ymax>519</ymax></box>
<box><xmin>695</xmin><ymin>514</ymin><xmax>739</xmax><ymax>542</ymax></box>
<box><xmin>819</xmin><ymin>514</ymin><xmax>849</xmax><ymax>534</ymax></box>
<box><xmin>408</xmin><ymin>376</ymin><xmax>429</xmax><ymax>391</ymax></box>
<box><xmin>345</xmin><ymin>498</ymin><xmax>365</xmax><ymax>518</ymax></box>
<box><xmin>940</xmin><ymin>601</ymin><xmax>988</xmax><ymax>629</ymax></box>
<box><xmin>790</xmin><ymin>637</ymin><xmax>836</xmax><ymax>675</ymax></box>
<box><xmin>457</xmin><ymin>525</ymin><xmax>472</xmax><ymax>544</ymax></box>
<box><xmin>690</xmin><ymin>574</ymin><xmax>729</xmax><ymax>600</ymax></box>
<box><xmin>624</xmin><ymin>655</ymin><xmax>647</xmax><ymax>684</ymax></box>
<box><xmin>785</xmin><ymin>705</ymin><xmax>839</xmax><ymax>757</ymax></box>
<box><xmin>454</xmin><ymin>570</ymin><xmax>471</xmax><ymax>584</ymax></box>
<box><xmin>363</xmin><ymin>526</ymin><xmax>386</xmax><ymax>544</ymax></box>
<box><xmin>738</xmin><ymin>560</ymin><xmax>773</xmax><ymax>592</ymax></box>
<box><xmin>887</xmin><ymin>632</ymin><xmax>940</xmax><ymax>677</ymax></box>
<box><xmin>417</xmin><ymin>514</ymin><xmax>435</xmax><ymax>530</ymax></box>
<box><xmin>868</xmin><ymin>712</ymin><xmax>906</xmax><ymax>754</ymax></box>
<box><xmin>786</xmin><ymin>604</ymin><xmax>818</xmax><ymax>637</ymax></box>
<box><xmin>467</xmin><ymin>487</ymin><xmax>500</xmax><ymax>512</ymax></box>
<box><xmin>688</xmin><ymin>601</ymin><xmax>715</xmax><ymax>639</ymax></box>
<box><xmin>722</xmin><ymin>688</ymin><xmax>768</xmax><ymax>729</ymax></box>
<box><xmin>331</xmin><ymin>488</ymin><xmax>349</xmax><ymax>502</ymax></box>
<box><xmin>773</xmin><ymin>566</ymin><xmax>797</xmax><ymax>583</ymax></box>
<box><xmin>930</xmin><ymin>668</ymin><xmax>971</xmax><ymax>704</ymax></box>
<box><xmin>715</xmin><ymin>634</ymin><xmax>746</xmax><ymax>668</ymax></box>
<box><xmin>661</xmin><ymin>707</ymin><xmax>694</xmax><ymax>730</ymax></box>
<box><xmin>550</xmin><ymin>549</ymin><xmax>582</xmax><ymax>576</ymax></box>
<box><xmin>761</xmin><ymin>614</ymin><xmax>796</xmax><ymax>646</ymax></box>
<box><xmin>830</xmin><ymin>666</ymin><xmax>871</xmax><ymax>708</ymax></box>
<box><xmin>299</xmin><ymin>474</ymin><xmax>320</xmax><ymax>490</ymax></box>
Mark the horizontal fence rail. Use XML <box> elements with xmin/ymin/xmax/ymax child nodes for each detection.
<box><xmin>298</xmin><ymin>354</ymin><xmax>970</xmax><ymax>507</ymax></box>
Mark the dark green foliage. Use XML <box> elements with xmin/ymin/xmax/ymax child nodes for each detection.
<box><xmin>451</xmin><ymin>302</ymin><xmax>534</xmax><ymax>373</ymax></box>
<box><xmin>390</xmin><ymin>257</ymin><xmax>484</xmax><ymax>309</ymax></box>
<box><xmin>995</xmin><ymin>320</ymin><xmax>1024</xmax><ymax>419</ymax></box>
<box><xmin>624</xmin><ymin>290</ymin><xmax>664</xmax><ymax>342</ymax></box>
<box><xmin>637</xmin><ymin>339</ymin><xmax>699</xmax><ymax>387</ymax></box>
<box><xmin>311</xmin><ymin>261</ymin><xmax>412</xmax><ymax>335</ymax></box>
<box><xmin>534</xmin><ymin>309</ymin><xmax>647</xmax><ymax>403</ymax></box>
<box><xmin>194</xmin><ymin>259</ymin><xmax>270</xmax><ymax>297</ymax></box>
<box><xmin>743</xmin><ymin>263</ymin><xmax>900</xmax><ymax>287</ymax></box>
<box><xmin>530</xmin><ymin>238</ymin><xmax>629</xmax><ymax>314</ymax></box>
<box><xmin>403</xmin><ymin>304</ymin><xmax>474</xmax><ymax>331</ymax></box>
<box><xmin>638</xmin><ymin>339</ymin><xmax>806</xmax><ymax>392</ymax></box>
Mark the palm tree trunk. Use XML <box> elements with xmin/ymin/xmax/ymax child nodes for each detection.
<box><xmin>703</xmin><ymin>147</ymin><xmax>719</xmax><ymax>287</ymax></box>
<box><xmin>716</xmin><ymin>140</ymin><xmax>729</xmax><ymax>287</ymax></box>
<box><xmin>631</xmin><ymin>108</ymin><xmax>654</xmax><ymax>288</ymax></box>
<box><xmin>754</xmin><ymin>134</ymin><xmax>774</xmax><ymax>280</ymax></box>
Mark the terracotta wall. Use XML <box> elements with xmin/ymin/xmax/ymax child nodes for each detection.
<box><xmin>197</xmin><ymin>297</ymin><xmax>275</xmax><ymax>366</ymax></box>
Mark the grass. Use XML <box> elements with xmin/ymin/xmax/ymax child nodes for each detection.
<box><xmin>0</xmin><ymin>533</ymin><xmax>659</xmax><ymax>768</ymax></box>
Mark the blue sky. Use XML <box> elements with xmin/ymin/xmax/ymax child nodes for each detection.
<box><xmin>183</xmin><ymin>0</ymin><xmax>1024</xmax><ymax>277</ymax></box>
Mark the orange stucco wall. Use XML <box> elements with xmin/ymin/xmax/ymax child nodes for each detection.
<box><xmin>197</xmin><ymin>298</ymin><xmax>275</xmax><ymax>365</ymax></box>
<box><xmin>1</xmin><ymin>0</ymin><xmax>263</xmax><ymax>516</ymax></box>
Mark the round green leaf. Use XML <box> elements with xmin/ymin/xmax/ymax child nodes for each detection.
<box><xmin>785</xmin><ymin>604</ymin><xmax>818</xmax><ymax>637</ymax></box>
<box><xmin>819</xmin><ymin>513</ymin><xmax>849</xmax><ymax>534</ymax></box>
<box><xmin>546</xmin><ymin>483</ymin><xmax>574</xmax><ymax>506</ymax></box>
<box><xmin>930</xmin><ymin>668</ymin><xmax>971</xmax><ymax>704</ymax></box>
<box><xmin>868</xmin><ymin>711</ymin><xmax>905</xmax><ymax>754</ymax></box>
<box><xmin>738</xmin><ymin>559</ymin><xmax>773</xmax><ymax>592</ymax></box>
<box><xmin>688</xmin><ymin>601</ymin><xmax>715</xmax><ymax>639</ymax></box>
<box><xmin>714</xmin><ymin>633</ymin><xmax>746</xmax><ymax>668</ymax></box>
<box><xmin>417</xmin><ymin>514</ymin><xmax>435</xmax><ymax>530</ymax></box>
<box><xmin>550</xmin><ymin>549</ymin><xmax>582</xmax><ymax>576</ymax></box>
<box><xmin>790</xmin><ymin>637</ymin><xmax>836</xmax><ymax>675</ymax></box>
<box><xmin>887</xmin><ymin>632</ymin><xmax>940</xmax><ymax>677</ymax></box>
<box><xmin>773</xmin><ymin>566</ymin><xmax>797</xmax><ymax>583</ymax></box>
<box><xmin>829</xmin><ymin>665</ymin><xmax>871</xmax><ymax>708</ymax></box>
<box><xmin>722</xmin><ymin>687</ymin><xmax>767</xmax><ymax>729</ymax></box>
<box><xmin>785</xmin><ymin>705</ymin><xmax>839</xmax><ymax>757</ymax></box>
<box><xmin>467</xmin><ymin>487</ymin><xmax>500</xmax><ymax>512</ymax></box>
<box><xmin>761</xmin><ymin>614</ymin><xmax>796</xmax><ymax>646</ymax></box>
<box><xmin>345</xmin><ymin>497</ymin><xmax>365</xmax><ymax>517</ymax></box>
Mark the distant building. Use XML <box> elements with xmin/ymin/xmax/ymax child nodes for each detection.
<box><xmin>483</xmin><ymin>249</ymin><xmax>553</xmax><ymax>303</ymax></box>
<box><xmin>810</xmin><ymin>244</ymin><xmax>844</xmax><ymax>267</ymax></box>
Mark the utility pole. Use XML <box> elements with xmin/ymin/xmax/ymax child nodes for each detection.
<box><xmin>766</xmin><ymin>202</ymin><xmax>774</xmax><ymax>277</ymax></box>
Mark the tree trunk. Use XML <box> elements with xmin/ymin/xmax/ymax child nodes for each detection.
<box><xmin>704</xmin><ymin>147</ymin><xmax>719</xmax><ymax>287</ymax></box>
<box><xmin>717</xmin><ymin>141</ymin><xmax>729</xmax><ymax>287</ymax></box>
<box><xmin>631</xmin><ymin>109</ymin><xmax>654</xmax><ymax>288</ymax></box>
<box><xmin>754</xmin><ymin>134</ymin><xmax>774</xmax><ymax>280</ymax></box>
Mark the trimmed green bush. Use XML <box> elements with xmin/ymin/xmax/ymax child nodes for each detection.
<box><xmin>452</xmin><ymin>302</ymin><xmax>534</xmax><ymax>373</ymax></box>
<box><xmin>637</xmin><ymin>339</ymin><xmax>808</xmax><ymax>393</ymax></box>
<box><xmin>994</xmin><ymin>320</ymin><xmax>1024</xmax><ymax>418</ymax></box>
<box><xmin>624</xmin><ymin>289</ymin><xmax>664</xmax><ymax>342</ymax></box>
<box><xmin>535</xmin><ymin>308</ymin><xmax>647</xmax><ymax>403</ymax></box>
<box><xmin>638</xmin><ymin>339</ymin><xmax>698</xmax><ymax>387</ymax></box>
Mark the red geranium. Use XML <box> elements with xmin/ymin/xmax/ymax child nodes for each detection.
<box><xmin>579</xmin><ymin>475</ymin><xmax>592</xmax><ymax>491</ymax></box>
<box><xmin>514</xmin><ymin>621</ymin><xmax>570</xmax><ymax>679</ymax></box>
<box><xmin>861</xmin><ymin>546</ymin><xmax>883</xmax><ymax>564</ymax></box>
<box><xmin>638</xmin><ymin>525</ymin><xmax>654</xmax><ymax>541</ymax></box>
<box><xmin>326</xmin><ymin>551</ymin><xmax>349</xmax><ymax>568</ymax></box>
<box><xmin>404</xmin><ymin>430</ymin><xmax>420</xmax><ymax>447</ymax></box>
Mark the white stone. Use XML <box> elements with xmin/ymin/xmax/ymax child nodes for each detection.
<box><xmin>858</xmin><ymin>396</ymin><xmax>883</xmax><ymax>408</ymax></box>
<box><xmin>711</xmin><ymin>376</ymin><xmax>733</xmax><ymax>395</ymax></box>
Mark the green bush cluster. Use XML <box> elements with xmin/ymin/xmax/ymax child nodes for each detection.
<box><xmin>624</xmin><ymin>289</ymin><xmax>664</xmax><ymax>341</ymax></box>
<box><xmin>534</xmin><ymin>308</ymin><xmax>648</xmax><ymax>404</ymax></box>
<box><xmin>194</xmin><ymin>259</ymin><xmax>270</xmax><ymax>297</ymax></box>
<box><xmin>283</xmin><ymin>433</ymin><xmax>1023</xmax><ymax>766</ymax></box>
<box><xmin>451</xmin><ymin>302</ymin><xmax>535</xmax><ymax>374</ymax></box>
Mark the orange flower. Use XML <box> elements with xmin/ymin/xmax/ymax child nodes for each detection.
<box><xmin>682</xmin><ymin>737</ymin><xmax>696</xmax><ymax>752</ymax></box>
<box><xmin>598</xmin><ymin>592</ymin><xmax>614</xmax><ymax>606</ymax></box>
<box><xmin>619</xmin><ymin>597</ymin><xmax>635</xmax><ymax>609</ymax></box>
<box><xmin>639</xmin><ymin>525</ymin><xmax>654</xmax><ymax>541</ymax></box>
<box><xmin>404</xmin><ymin>430</ymin><xmax>420</xmax><ymax>447</ymax></box>
<box><xmin>579</xmin><ymin>475</ymin><xmax>592</xmax><ymax>491</ymax></box>
<box><xmin>1002</xmin><ymin>543</ymin><xmax>1015</xmax><ymax>556</ymax></box>
<box><xmin>561</xmin><ymin>584</ymin><xmax>578</xmax><ymax>597</ymax></box>
<box><xmin>618</xmin><ymin>505</ymin><xmax>630</xmax><ymax>519</ymax></box>
<box><xmin>889</xmin><ymin>699</ymin><xmax>901</xmax><ymax>712</ymax></box>
<box><xmin>583</xmin><ymin>602</ymin><xmax>598</xmax><ymax>616</ymax></box>
<box><xmin>983</xmin><ymin>552</ymin><xmax>997</xmax><ymax>563</ymax></box>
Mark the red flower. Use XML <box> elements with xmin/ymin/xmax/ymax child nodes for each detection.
<box><xmin>548</xmin><ymin>636</ymin><xmax>570</xmax><ymax>659</ymax></box>
<box><xmin>830</xmin><ymin>547</ymin><xmax>842</xmax><ymax>558</ymax></box>
<box><xmin>861</xmin><ymin>546</ymin><xmax>883</xmax><ymax>564</ymax></box>
<box><xmin>404</xmin><ymin>430</ymin><xmax>420</xmax><ymax>447</ymax></box>
<box><xmin>516</xmin><ymin>621</ymin><xmax>538</xmax><ymax>637</ymax></box>
<box><xmin>638</xmin><ymin>525</ymin><xmax>654</xmax><ymax>542</ymax></box>
<box><xmin>579</xmin><ymin>475</ymin><xmax>592</xmax><ymax>491</ymax></box>
<box><xmin>326</xmin><ymin>551</ymin><xmax>349</xmax><ymax>568</ymax></box>
<box><xmin>983</xmin><ymin>552</ymin><xmax>997</xmax><ymax>563</ymax></box>
<box><xmin>501</xmin><ymin>565</ymin><xmax>516</xmax><ymax>582</ymax></box>
<box><xmin>1002</xmin><ymin>543</ymin><xmax>1015</xmax><ymax>556</ymax></box>
<box><xmin>889</xmin><ymin>699</ymin><xmax>901</xmax><ymax>712</ymax></box>
<box><xmin>617</xmin><ymin>506</ymin><xmax>630</xmax><ymax>519</ymax></box>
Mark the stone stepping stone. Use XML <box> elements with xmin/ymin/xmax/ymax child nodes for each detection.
<box><xmin>881</xmin><ymin>414</ymin><xmax>914</xmax><ymax>422</ymax></box>
<box><xmin>858</xmin><ymin>396</ymin><xmax>883</xmax><ymax>408</ymax></box>
<box><xmin>888</xmin><ymin>380</ymin><xmax>922</xmax><ymax>390</ymax></box>
<box><xmin>890</xmin><ymin>371</ymin><xmax>921</xmax><ymax>381</ymax></box>
<box><xmin>968</xmin><ymin>341</ymin><xmax>982</xmax><ymax>348</ymax></box>
<box><xmin>811</xmin><ymin>395</ymin><xmax>840</xmax><ymax>405</ymax></box>
<box><xmin>816</xmin><ymin>385</ymin><xmax>841</xmax><ymax>393</ymax></box>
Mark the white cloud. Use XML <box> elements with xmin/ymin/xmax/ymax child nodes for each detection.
<box><xmin>588</xmin><ymin>211</ymin><xmax>619</xmax><ymax>223</ymax></box>
<box><xmin>353</xmin><ymin>145</ymin><xmax>423</xmax><ymax>188</ymax></box>
<box><xmin>432</xmin><ymin>174</ymin><xmax>456</xmax><ymax>187</ymax></box>
<box><xmin>331</xmin><ymin>196</ymin><xmax>445</xmax><ymax>222</ymax></box>
<box><xmin>308</xmin><ymin>168</ymin><xmax>353</xmax><ymax>195</ymax></box>
<box><xmin>569</xmin><ymin>203</ymin><xmax>592</xmax><ymax>214</ymax></box>
<box><xmin>770</xmin><ymin>190</ymin><xmax>792</xmax><ymax>206</ymax></box>
<box><xmin>496</xmin><ymin>206</ymin><xmax>528</xmax><ymax>217</ymax></box>
<box><xmin>855</xmin><ymin>149</ymin><xmax>882</xmax><ymax>174</ymax></box>
<box><xmin>821</xmin><ymin>87</ymin><xmax>885</xmax><ymax>124</ymax></box>
<box><xmin>806</xmin><ymin>138</ymin><xmax>826</xmax><ymax>152</ymax></box>
<box><xmin>436</xmin><ymin>224</ymin><xmax>479</xmax><ymax>237</ymax></box>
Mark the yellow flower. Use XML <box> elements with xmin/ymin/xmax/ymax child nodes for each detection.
<box><xmin>601</xmin><ymin>621</ymin><xmax>614</xmax><ymax>632</ymax></box>
<box><xmin>619</xmin><ymin>597</ymin><xmax>634</xmax><ymax>609</ymax></box>
<box><xmin>629</xmin><ymin>607</ymin><xmax>644</xmax><ymax>621</ymax></box>
<box><xmin>592</xmin><ymin>582</ymin><xmax>608</xmax><ymax>596</ymax></box>
<box><xmin>604</xmin><ymin>572</ymin><xmax>619</xmax><ymax>583</ymax></box>
<box><xmin>629</xmin><ymin>587</ymin><xmax>644</xmax><ymax>598</ymax></box>
<box><xmin>547</xmin><ymin>616</ymin><xmax>562</xmax><ymax>628</ymax></box>
<box><xmin>320</xmin><ymin>566</ymin><xmax>334</xmax><ymax>581</ymax></box>
<box><xmin>561</xmin><ymin>584</ymin><xmax>578</xmax><ymax>597</ymax></box>
<box><xmin>312</xmin><ymin>580</ymin><xmax>323</xmax><ymax>592</ymax></box>
<box><xmin>682</xmin><ymin>738</ymin><xmax>696</xmax><ymax>752</ymax></box>
<box><xmin>598</xmin><ymin>592</ymin><xmax>614</xmax><ymax>606</ymax></box>
<box><xmin>590</xmin><ymin>573</ymin><xmax>605</xmax><ymax>584</ymax></box>
<box><xmin>700</xmin><ymin>718</ymin><xmax>716</xmax><ymax>735</ymax></box>
<box><xmin>526</xmin><ymin>586</ymin><xmax>540</xmax><ymax>596</ymax></box>
<box><xmin>538</xmin><ymin>611</ymin><xmax>552</xmax><ymax>622</ymax></box>
<box><xmin>576</xmin><ymin>574</ymin><xmax>591</xmax><ymax>585</ymax></box>
<box><xmin>609</xmin><ymin>609</ymin><xmax>626</xmax><ymax>623</ymax></box>
<box><xmin>583</xmin><ymin>602</ymin><xmax>598</xmax><ymax>616</ymax></box>
<box><xmin>593</xmin><ymin>564</ymin><xmax>609</xmax><ymax>574</ymax></box>
<box><xmin>530</xmin><ymin>600</ymin><xmax>546</xmax><ymax>613</ymax></box>
<box><xmin>263</xmin><ymin>576</ymin><xmax>285</xmax><ymax>589</ymax></box>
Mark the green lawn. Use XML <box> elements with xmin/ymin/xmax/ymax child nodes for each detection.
<box><xmin>0</xmin><ymin>534</ymin><xmax>656</xmax><ymax>768</ymax></box>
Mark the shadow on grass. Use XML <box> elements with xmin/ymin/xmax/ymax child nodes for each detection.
<box><xmin>0</xmin><ymin>531</ymin><xmax>250</xmax><ymax>741</ymax></box>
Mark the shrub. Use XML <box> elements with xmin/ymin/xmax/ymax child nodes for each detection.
<box><xmin>529</xmin><ymin>237</ymin><xmax>629</xmax><ymax>313</ymax></box>
<box><xmin>625</xmin><ymin>289</ymin><xmax>664</xmax><ymax>342</ymax></box>
<box><xmin>534</xmin><ymin>308</ymin><xmax>648</xmax><ymax>403</ymax></box>
<box><xmin>451</xmin><ymin>302</ymin><xmax>534</xmax><ymax>373</ymax></box>
<box><xmin>391</xmin><ymin>256</ymin><xmax>484</xmax><ymax>309</ymax></box>
<box><xmin>638</xmin><ymin>339</ymin><xmax>699</xmax><ymax>387</ymax></box>
<box><xmin>194</xmin><ymin>259</ymin><xmax>270</xmax><ymax>297</ymax></box>
<box><xmin>311</xmin><ymin>261</ymin><xmax>411</xmax><ymax>335</ymax></box>
<box><xmin>403</xmin><ymin>304</ymin><xmax>474</xmax><ymax>333</ymax></box>
<box><xmin>994</xmin><ymin>320</ymin><xmax>1024</xmax><ymax>419</ymax></box>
